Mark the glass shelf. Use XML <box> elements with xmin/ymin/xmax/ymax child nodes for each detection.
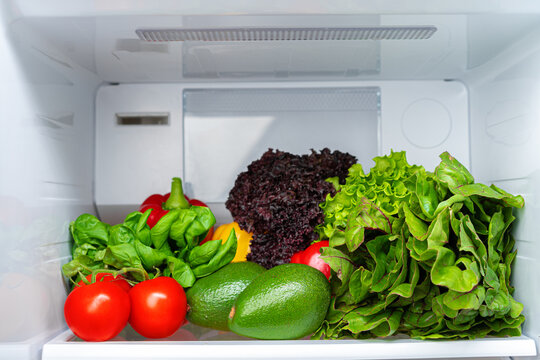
<box><xmin>42</xmin><ymin>323</ymin><xmax>537</xmax><ymax>360</ymax></box>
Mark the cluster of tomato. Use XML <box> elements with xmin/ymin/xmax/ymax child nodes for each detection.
<box><xmin>64</xmin><ymin>273</ymin><xmax>187</xmax><ymax>341</ymax></box>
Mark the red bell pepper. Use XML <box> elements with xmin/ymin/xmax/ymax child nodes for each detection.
<box><xmin>290</xmin><ymin>240</ymin><xmax>331</xmax><ymax>280</ymax></box>
<box><xmin>139</xmin><ymin>177</ymin><xmax>214</xmax><ymax>241</ymax></box>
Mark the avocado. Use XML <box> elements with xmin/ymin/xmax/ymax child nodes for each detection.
<box><xmin>186</xmin><ymin>261</ymin><xmax>266</xmax><ymax>331</ymax></box>
<box><xmin>228</xmin><ymin>263</ymin><xmax>331</xmax><ymax>340</ymax></box>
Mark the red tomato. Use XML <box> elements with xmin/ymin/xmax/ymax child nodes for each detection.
<box><xmin>128</xmin><ymin>277</ymin><xmax>187</xmax><ymax>339</ymax></box>
<box><xmin>64</xmin><ymin>282</ymin><xmax>130</xmax><ymax>342</ymax></box>
<box><xmin>76</xmin><ymin>273</ymin><xmax>131</xmax><ymax>293</ymax></box>
<box><xmin>290</xmin><ymin>241</ymin><xmax>331</xmax><ymax>280</ymax></box>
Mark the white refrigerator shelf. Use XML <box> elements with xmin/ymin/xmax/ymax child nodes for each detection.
<box><xmin>42</xmin><ymin>326</ymin><xmax>537</xmax><ymax>360</ymax></box>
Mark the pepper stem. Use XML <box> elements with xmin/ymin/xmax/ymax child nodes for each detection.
<box><xmin>164</xmin><ymin>177</ymin><xmax>191</xmax><ymax>210</ymax></box>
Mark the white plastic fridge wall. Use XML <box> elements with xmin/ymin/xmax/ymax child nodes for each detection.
<box><xmin>2</xmin><ymin>2</ymin><xmax>540</xmax><ymax>360</ymax></box>
<box><xmin>94</xmin><ymin>81</ymin><xmax>469</xmax><ymax>225</ymax></box>
<box><xmin>0</xmin><ymin>2</ymin><xmax>102</xmax><ymax>360</ymax></box>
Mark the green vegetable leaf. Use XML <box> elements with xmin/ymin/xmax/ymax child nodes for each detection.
<box><xmin>187</xmin><ymin>239</ymin><xmax>222</xmax><ymax>267</ymax></box>
<box><xmin>108</xmin><ymin>224</ymin><xmax>137</xmax><ymax>246</ymax></box>
<box><xmin>165</xmin><ymin>256</ymin><xmax>196</xmax><ymax>288</ymax></box>
<box><xmin>389</xmin><ymin>258</ymin><xmax>419</xmax><ymax>299</ymax></box>
<box><xmin>192</xmin><ymin>228</ymin><xmax>237</xmax><ymax>278</ymax></box>
<box><xmin>415</xmin><ymin>174</ymin><xmax>439</xmax><ymax>219</ymax></box>
<box><xmin>453</xmin><ymin>184</ymin><xmax>524</xmax><ymax>208</ymax></box>
<box><xmin>348</xmin><ymin>267</ymin><xmax>372</xmax><ymax>303</ymax></box>
<box><xmin>100</xmin><ymin>243</ymin><xmax>143</xmax><ymax>269</ymax></box>
<box><xmin>402</xmin><ymin>203</ymin><xmax>428</xmax><ymax>241</ymax></box>
<box><xmin>70</xmin><ymin>214</ymin><xmax>110</xmax><ymax>248</ymax></box>
<box><xmin>431</xmin><ymin>247</ymin><xmax>479</xmax><ymax>292</ymax></box>
<box><xmin>61</xmin><ymin>255</ymin><xmax>104</xmax><ymax>278</ymax></box>
<box><xmin>123</xmin><ymin>210</ymin><xmax>152</xmax><ymax>246</ymax></box>
<box><xmin>434</xmin><ymin>152</ymin><xmax>474</xmax><ymax>191</ymax></box>
<box><xmin>134</xmin><ymin>240</ymin><xmax>167</xmax><ymax>270</ymax></box>
<box><xmin>169</xmin><ymin>206</ymin><xmax>216</xmax><ymax>250</ymax></box>
<box><xmin>151</xmin><ymin>210</ymin><xmax>180</xmax><ymax>250</ymax></box>
<box><xmin>320</xmin><ymin>247</ymin><xmax>355</xmax><ymax>296</ymax></box>
<box><xmin>443</xmin><ymin>286</ymin><xmax>486</xmax><ymax>311</ymax></box>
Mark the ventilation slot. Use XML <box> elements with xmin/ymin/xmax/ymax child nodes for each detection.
<box><xmin>116</xmin><ymin>113</ymin><xmax>169</xmax><ymax>125</ymax></box>
<box><xmin>136</xmin><ymin>26</ymin><xmax>437</xmax><ymax>42</ymax></box>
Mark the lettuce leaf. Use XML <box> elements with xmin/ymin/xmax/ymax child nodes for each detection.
<box><xmin>315</xmin><ymin>151</ymin><xmax>524</xmax><ymax>340</ymax></box>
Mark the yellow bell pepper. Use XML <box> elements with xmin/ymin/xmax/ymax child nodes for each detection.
<box><xmin>212</xmin><ymin>222</ymin><xmax>252</xmax><ymax>263</ymax></box>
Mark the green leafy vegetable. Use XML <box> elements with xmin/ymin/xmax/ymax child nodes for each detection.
<box><xmin>63</xmin><ymin>207</ymin><xmax>235</xmax><ymax>289</ymax></box>
<box><xmin>315</xmin><ymin>151</ymin><xmax>525</xmax><ymax>340</ymax></box>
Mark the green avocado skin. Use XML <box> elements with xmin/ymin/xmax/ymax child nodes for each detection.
<box><xmin>186</xmin><ymin>262</ymin><xmax>266</xmax><ymax>331</ymax></box>
<box><xmin>228</xmin><ymin>263</ymin><xmax>331</xmax><ymax>340</ymax></box>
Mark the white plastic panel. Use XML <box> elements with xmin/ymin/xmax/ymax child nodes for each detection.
<box><xmin>95</xmin><ymin>85</ymin><xmax>184</xmax><ymax>225</ymax></box>
<box><xmin>96</xmin><ymin>80</ymin><xmax>469</xmax><ymax>224</ymax></box>
<box><xmin>42</xmin><ymin>328</ymin><xmax>536</xmax><ymax>360</ymax></box>
<box><xmin>12</xmin><ymin>13</ymin><xmax>539</xmax><ymax>84</ymax></box>
<box><xmin>183</xmin><ymin>87</ymin><xmax>380</xmax><ymax>202</ymax></box>
<box><xmin>10</xmin><ymin>0</ymin><xmax>540</xmax><ymax>16</ymax></box>
<box><xmin>0</xmin><ymin>4</ymin><xmax>101</xmax><ymax>360</ymax></box>
<box><xmin>466</xmin><ymin>23</ymin><xmax>540</xmax><ymax>351</ymax></box>
<box><xmin>11</xmin><ymin>14</ymin><xmax>468</xmax><ymax>82</ymax></box>
<box><xmin>182</xmin><ymin>40</ymin><xmax>381</xmax><ymax>79</ymax></box>
<box><xmin>380</xmin><ymin>81</ymin><xmax>469</xmax><ymax>171</ymax></box>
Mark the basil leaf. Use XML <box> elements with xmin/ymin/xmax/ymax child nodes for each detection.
<box><xmin>109</xmin><ymin>224</ymin><xmax>137</xmax><ymax>246</ymax></box>
<box><xmin>166</xmin><ymin>256</ymin><xmax>196</xmax><ymax>288</ymax></box>
<box><xmin>134</xmin><ymin>240</ymin><xmax>167</xmax><ymax>270</ymax></box>
<box><xmin>151</xmin><ymin>210</ymin><xmax>180</xmax><ymax>249</ymax></box>
<box><xmin>169</xmin><ymin>206</ymin><xmax>216</xmax><ymax>250</ymax></box>
<box><xmin>62</xmin><ymin>255</ymin><xmax>104</xmax><ymax>278</ymax></box>
<box><xmin>188</xmin><ymin>239</ymin><xmax>221</xmax><ymax>267</ymax></box>
<box><xmin>123</xmin><ymin>210</ymin><xmax>152</xmax><ymax>246</ymax></box>
<box><xmin>101</xmin><ymin>243</ymin><xmax>143</xmax><ymax>269</ymax></box>
<box><xmin>70</xmin><ymin>213</ymin><xmax>109</xmax><ymax>248</ymax></box>
<box><xmin>192</xmin><ymin>228</ymin><xmax>237</xmax><ymax>278</ymax></box>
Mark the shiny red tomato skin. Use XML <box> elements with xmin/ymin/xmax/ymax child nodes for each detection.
<box><xmin>290</xmin><ymin>241</ymin><xmax>331</xmax><ymax>280</ymax></box>
<box><xmin>128</xmin><ymin>277</ymin><xmax>187</xmax><ymax>339</ymax></box>
<box><xmin>76</xmin><ymin>273</ymin><xmax>131</xmax><ymax>293</ymax></box>
<box><xmin>64</xmin><ymin>282</ymin><xmax>130</xmax><ymax>342</ymax></box>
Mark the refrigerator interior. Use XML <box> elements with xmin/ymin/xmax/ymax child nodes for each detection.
<box><xmin>2</xmin><ymin>1</ymin><xmax>540</xmax><ymax>359</ymax></box>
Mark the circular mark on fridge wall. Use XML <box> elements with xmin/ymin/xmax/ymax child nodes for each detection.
<box><xmin>401</xmin><ymin>99</ymin><xmax>452</xmax><ymax>149</ymax></box>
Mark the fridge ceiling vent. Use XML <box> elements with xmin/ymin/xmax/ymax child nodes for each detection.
<box><xmin>135</xmin><ymin>26</ymin><xmax>437</xmax><ymax>42</ymax></box>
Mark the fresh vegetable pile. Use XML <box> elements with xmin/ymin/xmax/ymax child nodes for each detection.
<box><xmin>62</xmin><ymin>177</ymin><xmax>240</xmax><ymax>341</ymax></box>
<box><xmin>139</xmin><ymin>177</ymin><xmax>214</xmax><ymax>243</ymax></box>
<box><xmin>62</xmin><ymin>178</ymin><xmax>237</xmax><ymax>289</ymax></box>
<box><xmin>60</xmin><ymin>152</ymin><xmax>526</xmax><ymax>343</ymax></box>
<box><xmin>314</xmin><ymin>151</ymin><xmax>525</xmax><ymax>340</ymax></box>
<box><xmin>207</xmin><ymin>222</ymin><xmax>253</xmax><ymax>263</ymax></box>
<box><xmin>226</xmin><ymin>148</ymin><xmax>357</xmax><ymax>269</ymax></box>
